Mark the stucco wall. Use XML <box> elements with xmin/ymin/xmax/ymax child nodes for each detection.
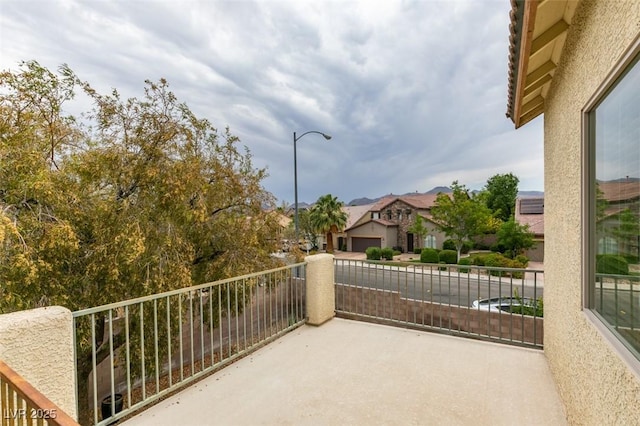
<box><xmin>543</xmin><ymin>0</ymin><xmax>640</xmax><ymax>424</ymax></box>
<box><xmin>306</xmin><ymin>253</ymin><xmax>336</xmax><ymax>325</ymax></box>
<box><xmin>0</xmin><ymin>306</ymin><xmax>78</xmax><ymax>420</ymax></box>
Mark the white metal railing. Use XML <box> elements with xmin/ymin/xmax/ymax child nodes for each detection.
<box><xmin>334</xmin><ymin>259</ymin><xmax>544</xmax><ymax>348</ymax></box>
<box><xmin>72</xmin><ymin>263</ymin><xmax>306</xmax><ymax>425</ymax></box>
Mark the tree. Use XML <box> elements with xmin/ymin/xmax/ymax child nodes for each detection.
<box><xmin>496</xmin><ymin>218</ymin><xmax>535</xmax><ymax>258</ymax></box>
<box><xmin>430</xmin><ymin>181</ymin><xmax>493</xmax><ymax>261</ymax></box>
<box><xmin>0</xmin><ymin>61</ymin><xmax>281</xmax><ymax>422</ymax></box>
<box><xmin>309</xmin><ymin>194</ymin><xmax>347</xmax><ymax>253</ymax></box>
<box><xmin>483</xmin><ymin>173</ymin><xmax>520</xmax><ymax>222</ymax></box>
<box><xmin>611</xmin><ymin>208</ymin><xmax>640</xmax><ymax>260</ymax></box>
<box><xmin>407</xmin><ymin>215</ymin><xmax>428</xmax><ymax>249</ymax></box>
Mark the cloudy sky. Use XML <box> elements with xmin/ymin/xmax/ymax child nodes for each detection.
<box><xmin>0</xmin><ymin>0</ymin><xmax>543</xmax><ymax>205</ymax></box>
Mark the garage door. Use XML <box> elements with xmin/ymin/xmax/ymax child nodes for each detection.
<box><xmin>352</xmin><ymin>237</ymin><xmax>382</xmax><ymax>252</ymax></box>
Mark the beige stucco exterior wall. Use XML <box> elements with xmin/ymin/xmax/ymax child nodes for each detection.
<box><xmin>0</xmin><ymin>306</ymin><xmax>78</xmax><ymax>420</ymax></box>
<box><xmin>543</xmin><ymin>0</ymin><xmax>640</xmax><ymax>424</ymax></box>
<box><xmin>347</xmin><ymin>221</ymin><xmax>397</xmax><ymax>250</ymax></box>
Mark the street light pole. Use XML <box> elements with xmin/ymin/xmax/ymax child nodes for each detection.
<box><xmin>293</xmin><ymin>130</ymin><xmax>331</xmax><ymax>251</ymax></box>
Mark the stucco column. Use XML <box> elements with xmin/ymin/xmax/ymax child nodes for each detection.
<box><xmin>305</xmin><ymin>253</ymin><xmax>336</xmax><ymax>325</ymax></box>
<box><xmin>0</xmin><ymin>306</ymin><xmax>77</xmax><ymax>420</ymax></box>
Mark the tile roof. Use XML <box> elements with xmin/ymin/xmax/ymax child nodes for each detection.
<box><xmin>598</xmin><ymin>180</ymin><xmax>640</xmax><ymax>203</ymax></box>
<box><xmin>342</xmin><ymin>204</ymin><xmax>375</xmax><ymax>229</ymax></box>
<box><xmin>515</xmin><ymin>197</ymin><xmax>544</xmax><ymax>236</ymax></box>
<box><xmin>370</xmin><ymin>193</ymin><xmax>441</xmax><ymax>211</ymax></box>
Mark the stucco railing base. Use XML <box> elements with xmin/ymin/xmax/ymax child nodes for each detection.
<box><xmin>305</xmin><ymin>254</ymin><xmax>336</xmax><ymax>325</ymax></box>
<box><xmin>0</xmin><ymin>306</ymin><xmax>77</xmax><ymax>421</ymax></box>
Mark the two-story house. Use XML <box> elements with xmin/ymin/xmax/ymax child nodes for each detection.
<box><xmin>342</xmin><ymin>194</ymin><xmax>447</xmax><ymax>253</ymax></box>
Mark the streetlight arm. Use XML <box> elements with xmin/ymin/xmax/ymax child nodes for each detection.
<box><xmin>294</xmin><ymin>130</ymin><xmax>332</xmax><ymax>142</ymax></box>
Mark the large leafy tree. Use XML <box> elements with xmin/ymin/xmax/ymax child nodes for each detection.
<box><xmin>309</xmin><ymin>194</ymin><xmax>347</xmax><ymax>253</ymax></box>
<box><xmin>483</xmin><ymin>173</ymin><xmax>520</xmax><ymax>222</ymax></box>
<box><xmin>430</xmin><ymin>181</ymin><xmax>493</xmax><ymax>260</ymax></box>
<box><xmin>496</xmin><ymin>218</ymin><xmax>535</xmax><ymax>259</ymax></box>
<box><xmin>0</xmin><ymin>61</ymin><xmax>280</xmax><ymax>421</ymax></box>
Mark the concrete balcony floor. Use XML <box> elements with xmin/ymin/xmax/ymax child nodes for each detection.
<box><xmin>123</xmin><ymin>318</ymin><xmax>566</xmax><ymax>426</ymax></box>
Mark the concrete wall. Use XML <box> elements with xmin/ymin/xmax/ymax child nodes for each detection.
<box><xmin>0</xmin><ymin>306</ymin><xmax>78</xmax><ymax>420</ymax></box>
<box><xmin>543</xmin><ymin>0</ymin><xmax>640</xmax><ymax>423</ymax></box>
<box><xmin>335</xmin><ymin>284</ymin><xmax>543</xmax><ymax>346</ymax></box>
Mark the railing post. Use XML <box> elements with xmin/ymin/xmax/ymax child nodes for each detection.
<box><xmin>305</xmin><ymin>253</ymin><xmax>336</xmax><ymax>325</ymax></box>
<box><xmin>0</xmin><ymin>306</ymin><xmax>77</xmax><ymax>421</ymax></box>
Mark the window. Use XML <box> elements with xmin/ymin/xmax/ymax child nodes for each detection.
<box><xmin>371</xmin><ymin>212</ymin><xmax>380</xmax><ymax>220</ymax></box>
<box><xmin>585</xmin><ymin>39</ymin><xmax>640</xmax><ymax>361</ymax></box>
<box><xmin>424</xmin><ymin>235</ymin><xmax>436</xmax><ymax>249</ymax></box>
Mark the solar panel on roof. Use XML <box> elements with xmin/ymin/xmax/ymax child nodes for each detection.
<box><xmin>520</xmin><ymin>198</ymin><xmax>544</xmax><ymax>214</ymax></box>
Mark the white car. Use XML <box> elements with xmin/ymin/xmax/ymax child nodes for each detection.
<box><xmin>472</xmin><ymin>297</ymin><xmax>535</xmax><ymax>313</ymax></box>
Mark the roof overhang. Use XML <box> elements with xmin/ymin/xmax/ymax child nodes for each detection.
<box><xmin>506</xmin><ymin>0</ymin><xmax>579</xmax><ymax>128</ymax></box>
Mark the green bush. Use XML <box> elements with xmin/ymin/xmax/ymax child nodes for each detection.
<box><xmin>413</xmin><ymin>247</ymin><xmax>423</xmax><ymax>255</ymax></box>
<box><xmin>515</xmin><ymin>254</ymin><xmax>529</xmax><ymax>267</ymax></box>
<box><xmin>381</xmin><ymin>247</ymin><xmax>394</xmax><ymax>260</ymax></box>
<box><xmin>458</xmin><ymin>257</ymin><xmax>472</xmax><ymax>273</ymax></box>
<box><xmin>439</xmin><ymin>249</ymin><xmax>458</xmax><ymax>264</ymax></box>
<box><xmin>596</xmin><ymin>254</ymin><xmax>629</xmax><ymax>275</ymax></box>
<box><xmin>420</xmin><ymin>248</ymin><xmax>439</xmax><ymax>263</ymax></box>
<box><xmin>365</xmin><ymin>246</ymin><xmax>381</xmax><ymax>260</ymax></box>
<box><xmin>490</xmin><ymin>242</ymin><xmax>506</xmax><ymax>253</ymax></box>
<box><xmin>442</xmin><ymin>239</ymin><xmax>472</xmax><ymax>254</ymax></box>
<box><xmin>484</xmin><ymin>253</ymin><xmax>511</xmax><ymax>276</ymax></box>
<box><xmin>473</xmin><ymin>255</ymin><xmax>486</xmax><ymax>266</ymax></box>
<box><xmin>442</xmin><ymin>239</ymin><xmax>456</xmax><ymax>251</ymax></box>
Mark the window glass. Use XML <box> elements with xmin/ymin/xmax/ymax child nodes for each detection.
<box><xmin>591</xmin><ymin>52</ymin><xmax>640</xmax><ymax>358</ymax></box>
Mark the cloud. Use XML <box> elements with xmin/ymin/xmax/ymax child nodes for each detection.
<box><xmin>0</xmin><ymin>0</ymin><xmax>543</xmax><ymax>205</ymax></box>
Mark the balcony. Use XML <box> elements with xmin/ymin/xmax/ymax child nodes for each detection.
<box><xmin>121</xmin><ymin>317</ymin><xmax>565</xmax><ymax>425</ymax></box>
<box><xmin>0</xmin><ymin>254</ymin><xmax>565</xmax><ymax>425</ymax></box>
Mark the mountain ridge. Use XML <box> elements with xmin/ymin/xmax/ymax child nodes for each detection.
<box><xmin>346</xmin><ymin>187</ymin><xmax>544</xmax><ymax>206</ymax></box>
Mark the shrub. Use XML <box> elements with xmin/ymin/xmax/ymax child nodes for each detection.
<box><xmin>442</xmin><ymin>239</ymin><xmax>456</xmax><ymax>251</ymax></box>
<box><xmin>420</xmin><ymin>248</ymin><xmax>439</xmax><ymax>264</ymax></box>
<box><xmin>596</xmin><ymin>254</ymin><xmax>629</xmax><ymax>275</ymax></box>
<box><xmin>473</xmin><ymin>255</ymin><xmax>486</xmax><ymax>266</ymax></box>
<box><xmin>442</xmin><ymin>239</ymin><xmax>471</xmax><ymax>254</ymax></box>
<box><xmin>365</xmin><ymin>246</ymin><xmax>381</xmax><ymax>260</ymax></box>
<box><xmin>381</xmin><ymin>247</ymin><xmax>394</xmax><ymax>260</ymax></box>
<box><xmin>439</xmin><ymin>249</ymin><xmax>458</xmax><ymax>264</ymax></box>
<box><xmin>413</xmin><ymin>247</ymin><xmax>423</xmax><ymax>255</ymax></box>
<box><xmin>490</xmin><ymin>242</ymin><xmax>506</xmax><ymax>253</ymax></box>
<box><xmin>483</xmin><ymin>253</ymin><xmax>511</xmax><ymax>276</ymax></box>
<box><xmin>515</xmin><ymin>254</ymin><xmax>529</xmax><ymax>267</ymax></box>
<box><xmin>392</xmin><ymin>246</ymin><xmax>403</xmax><ymax>253</ymax></box>
<box><xmin>458</xmin><ymin>257</ymin><xmax>472</xmax><ymax>273</ymax></box>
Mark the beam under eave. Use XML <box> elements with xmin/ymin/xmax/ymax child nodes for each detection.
<box><xmin>524</xmin><ymin>74</ymin><xmax>553</xmax><ymax>97</ymax></box>
<box><xmin>530</xmin><ymin>19</ymin><xmax>569</xmax><ymax>55</ymax></box>
<box><xmin>521</xmin><ymin>95</ymin><xmax>545</xmax><ymax>116</ymax></box>
<box><xmin>525</xmin><ymin>60</ymin><xmax>556</xmax><ymax>87</ymax></box>
<box><xmin>514</xmin><ymin>0</ymin><xmax>539</xmax><ymax>129</ymax></box>
<box><xmin>520</xmin><ymin>103</ymin><xmax>545</xmax><ymax>127</ymax></box>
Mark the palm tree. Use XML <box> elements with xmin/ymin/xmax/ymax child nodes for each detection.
<box><xmin>309</xmin><ymin>194</ymin><xmax>347</xmax><ymax>253</ymax></box>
